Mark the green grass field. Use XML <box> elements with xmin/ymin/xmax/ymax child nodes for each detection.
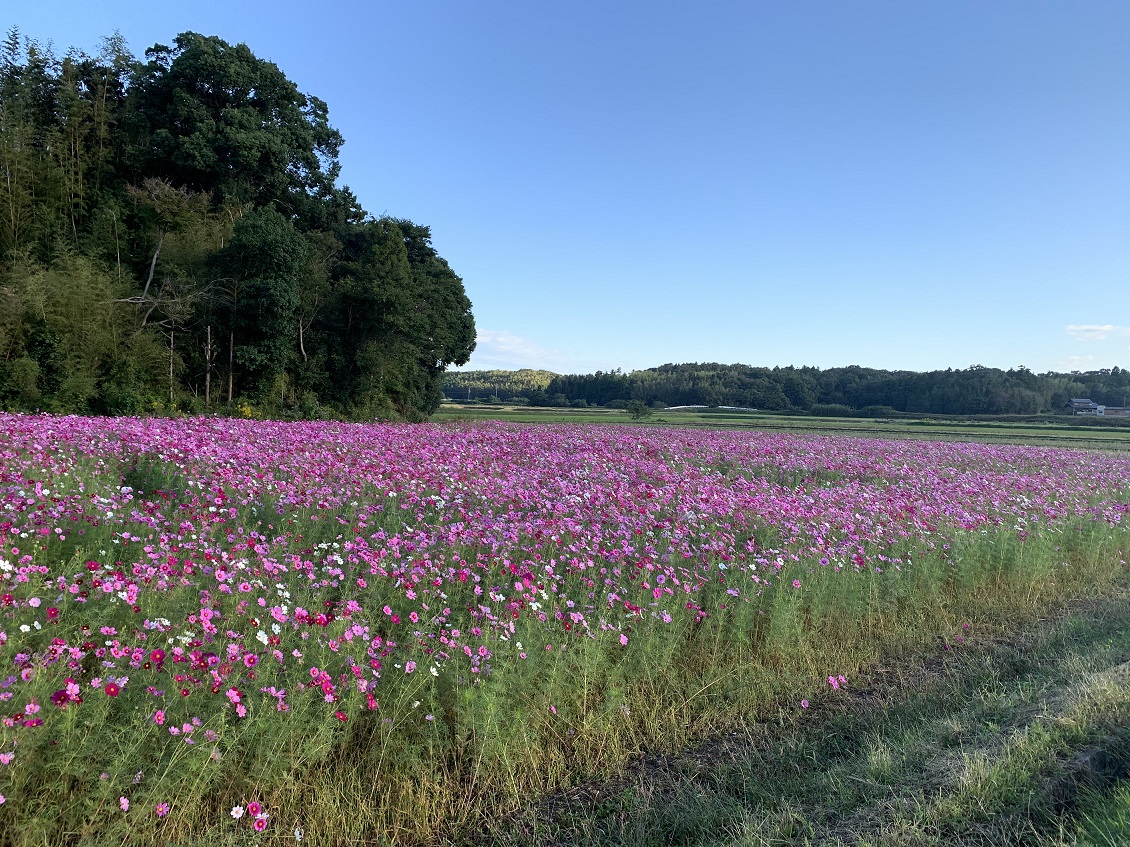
<box><xmin>434</xmin><ymin>404</ymin><xmax>1130</xmax><ymax>452</ymax></box>
<box><xmin>479</xmin><ymin>582</ymin><xmax>1130</xmax><ymax>847</ymax></box>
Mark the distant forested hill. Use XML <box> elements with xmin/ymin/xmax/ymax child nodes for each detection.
<box><xmin>440</xmin><ymin>369</ymin><xmax>557</xmax><ymax>402</ymax></box>
<box><xmin>0</xmin><ymin>29</ymin><xmax>474</xmax><ymax>419</ymax></box>
<box><xmin>443</xmin><ymin>363</ymin><xmax>1130</xmax><ymax>417</ymax></box>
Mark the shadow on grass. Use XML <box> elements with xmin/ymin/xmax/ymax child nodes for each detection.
<box><xmin>472</xmin><ymin>586</ymin><xmax>1130</xmax><ymax>847</ymax></box>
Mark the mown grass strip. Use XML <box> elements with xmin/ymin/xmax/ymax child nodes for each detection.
<box><xmin>433</xmin><ymin>406</ymin><xmax>1130</xmax><ymax>451</ymax></box>
<box><xmin>479</xmin><ymin>583</ymin><xmax>1130</xmax><ymax>847</ymax></box>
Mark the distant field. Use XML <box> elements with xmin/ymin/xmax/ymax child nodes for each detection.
<box><xmin>434</xmin><ymin>404</ymin><xmax>1130</xmax><ymax>451</ymax></box>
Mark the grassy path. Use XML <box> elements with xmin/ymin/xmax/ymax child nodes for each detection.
<box><xmin>476</xmin><ymin>583</ymin><xmax>1130</xmax><ymax>847</ymax></box>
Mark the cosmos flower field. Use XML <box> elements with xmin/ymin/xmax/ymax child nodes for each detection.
<box><xmin>1</xmin><ymin>414</ymin><xmax>1128</xmax><ymax>845</ymax></box>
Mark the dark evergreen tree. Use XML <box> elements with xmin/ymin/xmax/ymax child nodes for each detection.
<box><xmin>209</xmin><ymin>207</ymin><xmax>306</xmax><ymax>400</ymax></box>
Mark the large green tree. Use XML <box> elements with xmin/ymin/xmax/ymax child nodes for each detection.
<box><xmin>209</xmin><ymin>207</ymin><xmax>307</xmax><ymax>400</ymax></box>
<box><xmin>0</xmin><ymin>27</ymin><xmax>475</xmax><ymax>419</ymax></box>
<box><xmin>124</xmin><ymin>32</ymin><xmax>342</xmax><ymax>213</ymax></box>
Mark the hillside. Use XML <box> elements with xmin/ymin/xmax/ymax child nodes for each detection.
<box><xmin>443</xmin><ymin>362</ymin><xmax>1130</xmax><ymax>417</ymax></box>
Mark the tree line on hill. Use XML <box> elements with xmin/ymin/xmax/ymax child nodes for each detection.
<box><xmin>0</xmin><ymin>29</ymin><xmax>475</xmax><ymax>420</ymax></box>
<box><xmin>443</xmin><ymin>363</ymin><xmax>1130</xmax><ymax>418</ymax></box>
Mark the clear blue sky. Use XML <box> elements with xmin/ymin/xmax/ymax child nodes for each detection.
<box><xmin>10</xmin><ymin>1</ymin><xmax>1130</xmax><ymax>375</ymax></box>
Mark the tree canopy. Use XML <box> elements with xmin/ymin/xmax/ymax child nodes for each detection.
<box><xmin>0</xmin><ymin>28</ymin><xmax>474</xmax><ymax>419</ymax></box>
<box><xmin>444</xmin><ymin>362</ymin><xmax>1130</xmax><ymax>419</ymax></box>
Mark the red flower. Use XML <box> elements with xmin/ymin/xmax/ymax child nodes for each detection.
<box><xmin>104</xmin><ymin>682</ymin><xmax>120</xmax><ymax>697</ymax></box>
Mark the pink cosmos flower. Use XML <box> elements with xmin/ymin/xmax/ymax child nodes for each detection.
<box><xmin>246</xmin><ymin>800</ymin><xmax>262</xmax><ymax>817</ymax></box>
<box><xmin>119</xmin><ymin>796</ymin><xmax>129</xmax><ymax>812</ymax></box>
<box><xmin>156</xmin><ymin>802</ymin><xmax>170</xmax><ymax>817</ymax></box>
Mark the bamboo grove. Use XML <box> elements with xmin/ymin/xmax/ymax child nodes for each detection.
<box><xmin>0</xmin><ymin>29</ymin><xmax>476</xmax><ymax>420</ymax></box>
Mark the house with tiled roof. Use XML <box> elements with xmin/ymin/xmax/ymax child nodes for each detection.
<box><xmin>1065</xmin><ymin>398</ymin><xmax>1102</xmax><ymax>415</ymax></box>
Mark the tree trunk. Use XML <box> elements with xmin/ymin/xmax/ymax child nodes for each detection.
<box><xmin>204</xmin><ymin>325</ymin><xmax>212</xmax><ymax>407</ymax></box>
<box><xmin>143</xmin><ymin>231</ymin><xmax>164</xmax><ymax>300</ymax></box>
<box><xmin>168</xmin><ymin>331</ymin><xmax>174</xmax><ymax>405</ymax></box>
<box><xmin>228</xmin><ymin>330</ymin><xmax>234</xmax><ymax>404</ymax></box>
